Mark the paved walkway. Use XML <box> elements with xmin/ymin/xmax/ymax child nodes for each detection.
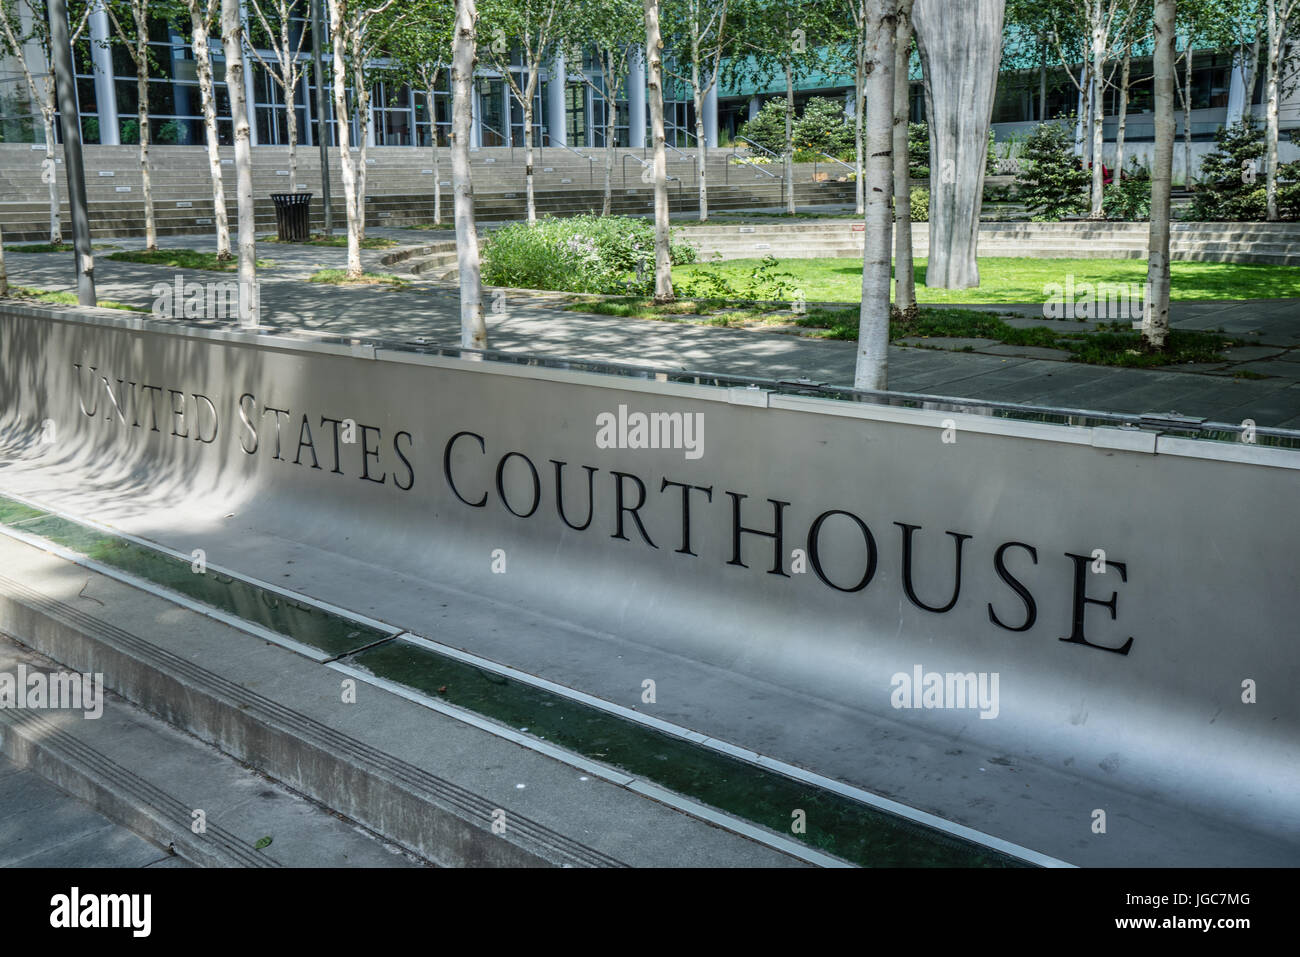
<box><xmin>5</xmin><ymin>230</ymin><xmax>1300</xmax><ymax>428</ymax></box>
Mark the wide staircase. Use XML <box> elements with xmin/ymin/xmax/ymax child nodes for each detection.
<box><xmin>0</xmin><ymin>143</ymin><xmax>855</xmax><ymax>241</ymax></box>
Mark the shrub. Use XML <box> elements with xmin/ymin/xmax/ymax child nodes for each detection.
<box><xmin>1188</xmin><ymin>118</ymin><xmax>1268</xmax><ymax>221</ymax></box>
<box><xmin>1103</xmin><ymin>159</ymin><xmax>1152</xmax><ymax>221</ymax></box>
<box><xmin>908</xmin><ymin>123</ymin><xmax>929</xmax><ymax>179</ymax></box>
<box><xmin>481</xmin><ymin>215</ymin><xmax>696</xmax><ymax>295</ymax></box>
<box><xmin>909</xmin><ymin>186</ymin><xmax>929</xmax><ymax>222</ymax></box>
<box><xmin>737</xmin><ymin>98</ymin><xmax>791</xmax><ymax>155</ymax></box>
<box><xmin>792</xmin><ymin>96</ymin><xmax>854</xmax><ymax>159</ymax></box>
<box><xmin>1015</xmin><ymin>120</ymin><xmax>1091</xmax><ymax>221</ymax></box>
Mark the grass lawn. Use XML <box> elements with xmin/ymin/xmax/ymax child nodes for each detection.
<box><xmin>259</xmin><ymin>233</ymin><xmax>399</xmax><ymax>248</ymax></box>
<box><xmin>3</xmin><ymin>284</ymin><xmax>144</xmax><ymax>312</ymax></box>
<box><xmin>107</xmin><ymin>248</ymin><xmax>270</xmax><ymax>271</ymax></box>
<box><xmin>672</xmin><ymin>257</ymin><xmax>1300</xmax><ymax>304</ymax></box>
<box><xmin>307</xmin><ymin>268</ymin><xmax>408</xmax><ymax>287</ymax></box>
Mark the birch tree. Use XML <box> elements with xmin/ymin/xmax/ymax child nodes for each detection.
<box><xmin>892</xmin><ymin>0</ymin><xmax>916</xmax><ymax>316</ymax></box>
<box><xmin>181</xmin><ymin>0</ymin><xmax>231</xmax><ymax>258</ymax></box>
<box><xmin>567</xmin><ymin>0</ymin><xmax>642</xmax><ymax>215</ymax></box>
<box><xmin>325</xmin><ymin>0</ymin><xmax>401</xmax><ymax>277</ymax></box>
<box><xmin>1263</xmin><ymin>0</ymin><xmax>1299</xmax><ymax>219</ymax></box>
<box><xmin>480</xmin><ymin>0</ymin><xmax>565</xmax><ymax>225</ymax></box>
<box><xmin>220</xmin><ymin>0</ymin><xmax>258</xmax><ymax>325</ymax></box>
<box><xmin>913</xmin><ymin>0</ymin><xmax>1005</xmax><ymax>288</ymax></box>
<box><xmin>1144</xmin><ymin>0</ymin><xmax>1175</xmax><ymax>350</ymax></box>
<box><xmin>645</xmin><ymin>0</ymin><xmax>673</xmax><ymax>300</ymax></box>
<box><xmin>384</xmin><ymin>0</ymin><xmax>454</xmax><ymax>225</ymax></box>
<box><xmin>105</xmin><ymin>0</ymin><xmax>160</xmax><ymax>249</ymax></box>
<box><xmin>855</xmin><ymin>0</ymin><xmax>895</xmax><ymax>390</ymax></box>
<box><xmin>726</xmin><ymin>0</ymin><xmax>835</xmax><ymax>215</ymax></box>
<box><xmin>0</xmin><ymin>0</ymin><xmax>92</xmax><ymax>245</ymax></box>
<box><xmin>843</xmin><ymin>0</ymin><xmax>868</xmax><ymax>215</ymax></box>
<box><xmin>663</xmin><ymin>0</ymin><xmax>729</xmax><ymax>220</ymax></box>
<box><xmin>451</xmin><ymin>0</ymin><xmax>487</xmax><ymax>346</ymax></box>
<box><xmin>248</xmin><ymin>0</ymin><xmax>311</xmax><ymax>193</ymax></box>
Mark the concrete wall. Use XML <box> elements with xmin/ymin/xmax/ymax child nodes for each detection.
<box><xmin>2</xmin><ymin>304</ymin><xmax>1298</xmax><ymax>844</ymax></box>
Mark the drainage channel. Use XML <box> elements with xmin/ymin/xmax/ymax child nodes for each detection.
<box><xmin>0</xmin><ymin>491</ymin><xmax>1058</xmax><ymax>868</ymax></box>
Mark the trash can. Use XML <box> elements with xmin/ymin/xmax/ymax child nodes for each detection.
<box><xmin>271</xmin><ymin>192</ymin><xmax>312</xmax><ymax>242</ymax></box>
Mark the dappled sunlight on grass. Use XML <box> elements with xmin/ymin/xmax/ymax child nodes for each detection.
<box><xmin>672</xmin><ymin>257</ymin><xmax>1300</xmax><ymax>304</ymax></box>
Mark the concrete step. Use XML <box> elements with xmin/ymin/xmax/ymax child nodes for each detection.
<box><xmin>0</xmin><ymin>632</ymin><xmax>418</xmax><ymax>868</ymax></box>
<box><xmin>0</xmin><ymin>521</ymin><xmax>813</xmax><ymax>868</ymax></box>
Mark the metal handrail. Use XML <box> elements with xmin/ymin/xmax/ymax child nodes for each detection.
<box><xmin>734</xmin><ymin>135</ymin><xmax>784</xmax><ymax>162</ymax></box>
<box><xmin>724</xmin><ymin>149</ymin><xmax>785</xmax><ymax>209</ymax></box>
<box><xmin>621</xmin><ymin>153</ymin><xmax>683</xmax><ymax>206</ymax></box>
<box><xmin>547</xmin><ymin>135</ymin><xmax>596</xmax><ymax>184</ymax></box>
<box><xmin>479</xmin><ymin>122</ymin><xmax>511</xmax><ymax>162</ymax></box>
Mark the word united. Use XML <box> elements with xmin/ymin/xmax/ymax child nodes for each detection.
<box><xmin>0</xmin><ymin>666</ymin><xmax>103</xmax><ymax>719</ymax></box>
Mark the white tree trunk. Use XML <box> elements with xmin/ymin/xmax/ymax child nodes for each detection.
<box><xmin>452</xmin><ymin>0</ymin><xmax>487</xmax><ymax>348</ymax></box>
<box><xmin>645</xmin><ymin>0</ymin><xmax>673</xmax><ymax>300</ymax></box>
<box><xmin>912</xmin><ymin>0</ymin><xmax>1004</xmax><ymax>289</ymax></box>
<box><xmin>603</xmin><ymin>59</ymin><xmax>616</xmax><ymax>216</ymax></box>
<box><xmin>221</xmin><ymin>0</ymin><xmax>259</xmax><ymax>327</ymax></box>
<box><xmin>784</xmin><ymin>60</ymin><xmax>795</xmax><ymax>214</ymax></box>
<box><xmin>427</xmin><ymin>87</ymin><xmax>442</xmax><ymax>225</ymax></box>
<box><xmin>691</xmin><ymin>37</ymin><xmax>709</xmax><ymax>222</ymax></box>
<box><xmin>0</xmin><ymin>220</ymin><xmax>7</xmax><ymax>296</ymax></box>
<box><xmin>42</xmin><ymin>111</ymin><xmax>62</xmax><ymax>244</ymax></box>
<box><xmin>854</xmin><ymin>31</ymin><xmax>866</xmax><ymax>216</ymax></box>
<box><xmin>1089</xmin><ymin>2</ymin><xmax>1107</xmax><ymax>218</ymax></box>
<box><xmin>192</xmin><ymin>10</ymin><xmax>231</xmax><ymax>258</ymax></box>
<box><xmin>892</xmin><ymin>0</ymin><xmax>915</xmax><ymax>313</ymax></box>
<box><xmin>136</xmin><ymin>47</ymin><xmax>157</xmax><ymax>250</ymax></box>
<box><xmin>286</xmin><ymin>90</ymin><xmax>299</xmax><ymax>195</ymax></box>
<box><xmin>1114</xmin><ymin>43</ymin><xmax>1131</xmax><ymax>180</ymax></box>
<box><xmin>1183</xmin><ymin>43</ymin><xmax>1193</xmax><ymax>186</ymax></box>
<box><xmin>1264</xmin><ymin>2</ymin><xmax>1291</xmax><ymax>221</ymax></box>
<box><xmin>857</xmin><ymin>0</ymin><xmax>896</xmax><ymax>391</ymax></box>
<box><xmin>328</xmin><ymin>1</ymin><xmax>362</xmax><ymax>277</ymax></box>
<box><xmin>1144</xmin><ymin>0</ymin><xmax>1175</xmax><ymax>351</ymax></box>
<box><xmin>523</xmin><ymin>82</ymin><xmax>537</xmax><ymax>225</ymax></box>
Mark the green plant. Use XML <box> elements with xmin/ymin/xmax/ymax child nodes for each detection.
<box><xmin>481</xmin><ymin>215</ymin><xmax>697</xmax><ymax>295</ymax></box>
<box><xmin>1015</xmin><ymin>120</ymin><xmax>1091</xmax><ymax>221</ymax></box>
<box><xmin>1188</xmin><ymin>117</ymin><xmax>1268</xmax><ymax>221</ymax></box>
<box><xmin>737</xmin><ymin>98</ymin><xmax>791</xmax><ymax>156</ymax></box>
<box><xmin>1103</xmin><ymin>159</ymin><xmax>1152</xmax><ymax>221</ymax></box>
<box><xmin>909</xmin><ymin>186</ymin><xmax>930</xmax><ymax>222</ymax></box>
<box><xmin>792</xmin><ymin>96</ymin><xmax>854</xmax><ymax>159</ymax></box>
<box><xmin>908</xmin><ymin>123</ymin><xmax>929</xmax><ymax>179</ymax></box>
<box><xmin>676</xmin><ymin>254</ymin><xmax>800</xmax><ymax>301</ymax></box>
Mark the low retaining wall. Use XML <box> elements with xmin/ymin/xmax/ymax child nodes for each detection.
<box><xmin>2</xmin><ymin>303</ymin><xmax>1298</xmax><ymax>850</ymax></box>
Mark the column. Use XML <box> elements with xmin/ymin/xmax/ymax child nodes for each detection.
<box><xmin>1225</xmin><ymin>53</ymin><xmax>1247</xmax><ymax>126</ymax></box>
<box><xmin>89</xmin><ymin>6</ymin><xmax>119</xmax><ymax>144</ymax></box>
<box><xmin>628</xmin><ymin>47</ymin><xmax>646</xmax><ymax>148</ymax></box>
<box><xmin>703</xmin><ymin>77</ymin><xmax>718</xmax><ymax>148</ymax></box>
<box><xmin>748</xmin><ymin>96</ymin><xmax>760</xmax><ymax>121</ymax></box>
<box><xmin>547</xmin><ymin>54</ymin><xmax>567</xmax><ymax>146</ymax></box>
<box><xmin>239</xmin><ymin>1</ymin><xmax>259</xmax><ymax>145</ymax></box>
